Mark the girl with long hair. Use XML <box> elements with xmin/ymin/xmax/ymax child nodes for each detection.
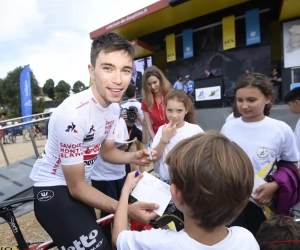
<box><xmin>221</xmin><ymin>73</ymin><xmax>299</xmax><ymax>235</ymax></box>
<box><xmin>152</xmin><ymin>89</ymin><xmax>203</xmax><ymax>181</ymax></box>
<box><xmin>141</xmin><ymin>66</ymin><xmax>172</xmax><ymax>139</ymax></box>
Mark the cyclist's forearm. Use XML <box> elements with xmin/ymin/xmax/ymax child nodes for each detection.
<box><xmin>69</xmin><ymin>181</ymin><xmax>118</xmax><ymax>214</ymax></box>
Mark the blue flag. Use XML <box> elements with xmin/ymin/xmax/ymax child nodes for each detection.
<box><xmin>183</xmin><ymin>28</ymin><xmax>194</xmax><ymax>59</ymax></box>
<box><xmin>245</xmin><ymin>8</ymin><xmax>261</xmax><ymax>46</ymax></box>
<box><xmin>20</xmin><ymin>65</ymin><xmax>32</xmax><ymax>129</ymax></box>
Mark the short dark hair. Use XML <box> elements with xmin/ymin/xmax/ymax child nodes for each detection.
<box><xmin>256</xmin><ymin>215</ymin><xmax>300</xmax><ymax>250</ymax></box>
<box><xmin>235</xmin><ymin>73</ymin><xmax>274</xmax><ymax>116</ymax></box>
<box><xmin>177</xmin><ymin>76</ymin><xmax>182</xmax><ymax>80</ymax></box>
<box><xmin>284</xmin><ymin>87</ymin><xmax>300</xmax><ymax>103</ymax></box>
<box><xmin>165</xmin><ymin>131</ymin><xmax>254</xmax><ymax>231</ymax></box>
<box><xmin>125</xmin><ymin>84</ymin><xmax>136</xmax><ymax>99</ymax></box>
<box><xmin>90</xmin><ymin>33</ymin><xmax>134</xmax><ymax>67</ymax></box>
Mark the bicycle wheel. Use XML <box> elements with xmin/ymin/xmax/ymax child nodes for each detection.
<box><xmin>23</xmin><ymin>130</ymin><xmax>32</xmax><ymax>141</ymax></box>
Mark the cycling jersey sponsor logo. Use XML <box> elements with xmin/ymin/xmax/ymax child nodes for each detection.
<box><xmin>37</xmin><ymin>190</ymin><xmax>54</xmax><ymax>202</ymax></box>
<box><xmin>60</xmin><ymin>143</ymin><xmax>83</xmax><ymax>159</ymax></box>
<box><xmin>84</xmin><ymin>125</ymin><xmax>96</xmax><ymax>142</ymax></box>
<box><xmin>83</xmin><ymin>145</ymin><xmax>100</xmax><ymax>166</ymax></box>
<box><xmin>76</xmin><ymin>101</ymin><xmax>89</xmax><ymax>109</ymax></box>
<box><xmin>61</xmin><ymin>229</ymin><xmax>103</xmax><ymax>250</ymax></box>
<box><xmin>84</xmin><ymin>156</ymin><xmax>97</xmax><ymax>166</ymax></box>
<box><xmin>105</xmin><ymin>120</ymin><xmax>114</xmax><ymax>134</ymax></box>
<box><xmin>51</xmin><ymin>157</ymin><xmax>61</xmax><ymax>175</ymax></box>
<box><xmin>84</xmin><ymin>145</ymin><xmax>100</xmax><ymax>155</ymax></box>
<box><xmin>65</xmin><ymin>122</ymin><xmax>78</xmax><ymax>133</ymax></box>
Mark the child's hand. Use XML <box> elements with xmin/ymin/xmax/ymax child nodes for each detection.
<box><xmin>162</xmin><ymin>120</ymin><xmax>177</xmax><ymax>142</ymax></box>
<box><xmin>123</xmin><ymin>171</ymin><xmax>143</xmax><ymax>194</ymax></box>
<box><xmin>253</xmin><ymin>182</ymin><xmax>279</xmax><ymax>205</ymax></box>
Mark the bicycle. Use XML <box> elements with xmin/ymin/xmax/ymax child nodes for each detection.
<box><xmin>0</xmin><ymin>196</ymin><xmax>184</xmax><ymax>250</ymax></box>
<box><xmin>23</xmin><ymin>125</ymin><xmax>44</xmax><ymax>142</ymax></box>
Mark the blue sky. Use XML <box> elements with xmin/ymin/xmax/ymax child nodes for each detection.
<box><xmin>0</xmin><ymin>0</ymin><xmax>158</xmax><ymax>87</ymax></box>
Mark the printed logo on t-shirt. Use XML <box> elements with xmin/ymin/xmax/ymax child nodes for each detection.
<box><xmin>84</xmin><ymin>125</ymin><xmax>96</xmax><ymax>142</ymax></box>
<box><xmin>84</xmin><ymin>145</ymin><xmax>100</xmax><ymax>166</ymax></box>
<box><xmin>65</xmin><ymin>122</ymin><xmax>78</xmax><ymax>133</ymax></box>
<box><xmin>105</xmin><ymin>120</ymin><xmax>114</xmax><ymax>134</ymax></box>
<box><xmin>256</xmin><ymin>146</ymin><xmax>269</xmax><ymax>158</ymax></box>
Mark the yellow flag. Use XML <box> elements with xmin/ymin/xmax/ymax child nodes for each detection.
<box><xmin>222</xmin><ymin>15</ymin><xmax>236</xmax><ymax>50</ymax></box>
<box><xmin>166</xmin><ymin>33</ymin><xmax>176</xmax><ymax>62</ymax></box>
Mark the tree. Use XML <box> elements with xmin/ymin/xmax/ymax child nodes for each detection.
<box><xmin>72</xmin><ymin>81</ymin><xmax>85</xmax><ymax>94</ymax></box>
<box><xmin>0</xmin><ymin>66</ymin><xmax>41</xmax><ymax>114</ymax></box>
<box><xmin>43</xmin><ymin>79</ymin><xmax>55</xmax><ymax>99</ymax></box>
<box><xmin>55</xmin><ymin>80</ymin><xmax>71</xmax><ymax>100</ymax></box>
<box><xmin>32</xmin><ymin>97</ymin><xmax>46</xmax><ymax>114</ymax></box>
<box><xmin>0</xmin><ymin>78</ymin><xmax>4</xmax><ymax>106</ymax></box>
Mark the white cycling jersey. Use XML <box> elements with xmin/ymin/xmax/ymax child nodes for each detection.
<box><xmin>30</xmin><ymin>88</ymin><xmax>119</xmax><ymax>186</ymax></box>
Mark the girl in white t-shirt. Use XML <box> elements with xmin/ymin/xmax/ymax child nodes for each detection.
<box><xmin>221</xmin><ymin>72</ymin><xmax>299</xmax><ymax>235</ymax></box>
<box><xmin>152</xmin><ymin>90</ymin><xmax>203</xmax><ymax>181</ymax></box>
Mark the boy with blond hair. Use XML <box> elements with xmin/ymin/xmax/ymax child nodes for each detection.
<box><xmin>112</xmin><ymin>131</ymin><xmax>259</xmax><ymax>249</ymax></box>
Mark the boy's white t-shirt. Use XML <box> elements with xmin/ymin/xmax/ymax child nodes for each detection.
<box><xmin>116</xmin><ymin>226</ymin><xmax>259</xmax><ymax>250</ymax></box>
<box><xmin>294</xmin><ymin>118</ymin><xmax>300</xmax><ymax>166</ymax></box>
<box><xmin>221</xmin><ymin>116</ymin><xmax>299</xmax><ymax>174</ymax></box>
<box><xmin>90</xmin><ymin>118</ymin><xmax>129</xmax><ymax>181</ymax></box>
<box><xmin>152</xmin><ymin>122</ymin><xmax>203</xmax><ymax>181</ymax></box>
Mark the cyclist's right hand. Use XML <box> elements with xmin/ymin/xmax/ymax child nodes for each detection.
<box><xmin>128</xmin><ymin>201</ymin><xmax>159</xmax><ymax>224</ymax></box>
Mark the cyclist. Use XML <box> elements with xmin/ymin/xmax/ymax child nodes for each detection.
<box><xmin>32</xmin><ymin>115</ymin><xmax>42</xmax><ymax>139</ymax></box>
<box><xmin>29</xmin><ymin>33</ymin><xmax>158</xmax><ymax>250</ymax></box>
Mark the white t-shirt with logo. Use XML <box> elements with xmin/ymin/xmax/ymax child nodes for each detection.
<box><xmin>30</xmin><ymin>88</ymin><xmax>119</xmax><ymax>186</ymax></box>
<box><xmin>152</xmin><ymin>122</ymin><xmax>204</xmax><ymax>181</ymax></box>
<box><xmin>91</xmin><ymin>118</ymin><xmax>129</xmax><ymax>181</ymax></box>
<box><xmin>121</xmin><ymin>99</ymin><xmax>143</xmax><ymax>131</ymax></box>
<box><xmin>117</xmin><ymin>226</ymin><xmax>259</xmax><ymax>250</ymax></box>
<box><xmin>221</xmin><ymin>116</ymin><xmax>299</xmax><ymax>174</ymax></box>
<box><xmin>294</xmin><ymin>118</ymin><xmax>300</xmax><ymax>167</ymax></box>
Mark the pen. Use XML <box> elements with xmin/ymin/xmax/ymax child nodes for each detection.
<box><xmin>147</xmin><ymin>146</ymin><xmax>152</xmax><ymax>161</ymax></box>
<box><xmin>135</xmin><ymin>170</ymin><xmax>139</xmax><ymax>177</ymax></box>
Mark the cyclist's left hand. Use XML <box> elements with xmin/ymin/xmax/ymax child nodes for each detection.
<box><xmin>128</xmin><ymin>201</ymin><xmax>159</xmax><ymax>223</ymax></box>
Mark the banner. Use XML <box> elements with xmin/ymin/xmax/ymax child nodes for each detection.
<box><xmin>222</xmin><ymin>15</ymin><xmax>236</xmax><ymax>50</ymax></box>
<box><xmin>166</xmin><ymin>33</ymin><xmax>176</xmax><ymax>62</ymax></box>
<box><xmin>245</xmin><ymin>8</ymin><xmax>261</xmax><ymax>46</ymax></box>
<box><xmin>20</xmin><ymin>65</ymin><xmax>32</xmax><ymax>129</ymax></box>
<box><xmin>182</xmin><ymin>28</ymin><xmax>194</xmax><ymax>59</ymax></box>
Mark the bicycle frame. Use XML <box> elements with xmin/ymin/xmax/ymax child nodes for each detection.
<box><xmin>0</xmin><ymin>197</ymin><xmax>36</xmax><ymax>250</ymax></box>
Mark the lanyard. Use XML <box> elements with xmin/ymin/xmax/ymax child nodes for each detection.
<box><xmin>128</xmin><ymin>128</ymin><xmax>133</xmax><ymax>138</ymax></box>
<box><xmin>155</xmin><ymin>96</ymin><xmax>166</xmax><ymax>124</ymax></box>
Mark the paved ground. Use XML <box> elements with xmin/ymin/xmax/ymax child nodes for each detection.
<box><xmin>0</xmin><ymin>135</ymin><xmax>47</xmax><ymax>168</ymax></box>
